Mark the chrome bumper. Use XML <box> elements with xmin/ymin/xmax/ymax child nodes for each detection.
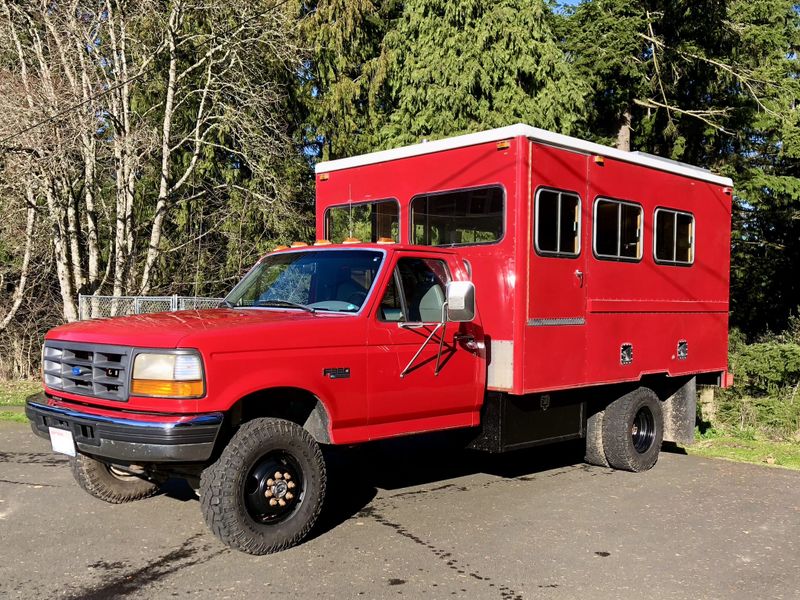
<box><xmin>26</xmin><ymin>394</ymin><xmax>223</xmax><ymax>463</ymax></box>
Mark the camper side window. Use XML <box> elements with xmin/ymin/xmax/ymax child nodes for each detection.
<box><xmin>535</xmin><ymin>188</ymin><xmax>581</xmax><ymax>257</ymax></box>
<box><xmin>326</xmin><ymin>199</ymin><xmax>400</xmax><ymax>243</ymax></box>
<box><xmin>411</xmin><ymin>186</ymin><xmax>504</xmax><ymax>246</ymax></box>
<box><xmin>654</xmin><ymin>208</ymin><xmax>694</xmax><ymax>265</ymax></box>
<box><xmin>593</xmin><ymin>198</ymin><xmax>643</xmax><ymax>261</ymax></box>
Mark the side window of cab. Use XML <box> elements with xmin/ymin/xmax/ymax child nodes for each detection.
<box><xmin>378</xmin><ymin>258</ymin><xmax>450</xmax><ymax>323</ymax></box>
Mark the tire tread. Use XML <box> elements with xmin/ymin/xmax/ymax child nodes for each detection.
<box><xmin>199</xmin><ymin>418</ymin><xmax>326</xmax><ymax>555</ymax></box>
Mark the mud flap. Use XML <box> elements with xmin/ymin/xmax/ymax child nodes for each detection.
<box><xmin>661</xmin><ymin>377</ymin><xmax>697</xmax><ymax>446</ymax></box>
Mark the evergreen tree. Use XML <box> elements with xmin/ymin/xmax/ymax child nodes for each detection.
<box><xmin>563</xmin><ymin>0</ymin><xmax>800</xmax><ymax>336</ymax></box>
<box><xmin>301</xmin><ymin>0</ymin><xmax>400</xmax><ymax>159</ymax></box>
<box><xmin>377</xmin><ymin>0</ymin><xmax>588</xmax><ymax>145</ymax></box>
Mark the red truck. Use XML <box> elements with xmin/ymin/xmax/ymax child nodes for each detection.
<box><xmin>26</xmin><ymin>124</ymin><xmax>733</xmax><ymax>555</ymax></box>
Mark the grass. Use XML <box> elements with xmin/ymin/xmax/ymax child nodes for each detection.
<box><xmin>687</xmin><ymin>430</ymin><xmax>800</xmax><ymax>470</ymax></box>
<box><xmin>0</xmin><ymin>410</ymin><xmax>29</xmax><ymax>424</ymax></box>
<box><xmin>0</xmin><ymin>379</ymin><xmax>41</xmax><ymax>407</ymax></box>
<box><xmin>0</xmin><ymin>379</ymin><xmax>41</xmax><ymax>423</ymax></box>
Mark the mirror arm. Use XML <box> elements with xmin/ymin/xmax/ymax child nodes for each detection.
<box><xmin>434</xmin><ymin>302</ymin><xmax>449</xmax><ymax>375</ymax></box>
<box><xmin>400</xmin><ymin>301</ymin><xmax>450</xmax><ymax>378</ymax></box>
<box><xmin>400</xmin><ymin>321</ymin><xmax>444</xmax><ymax>378</ymax></box>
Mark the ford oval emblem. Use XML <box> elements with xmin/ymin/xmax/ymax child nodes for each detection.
<box><xmin>71</xmin><ymin>366</ymin><xmax>81</xmax><ymax>376</ymax></box>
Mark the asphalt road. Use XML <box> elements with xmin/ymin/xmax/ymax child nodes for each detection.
<box><xmin>1</xmin><ymin>421</ymin><xmax>798</xmax><ymax>600</ymax></box>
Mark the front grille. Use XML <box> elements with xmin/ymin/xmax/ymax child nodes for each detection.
<box><xmin>43</xmin><ymin>341</ymin><xmax>131</xmax><ymax>402</ymax></box>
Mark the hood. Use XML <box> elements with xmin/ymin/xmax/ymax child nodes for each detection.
<box><xmin>46</xmin><ymin>308</ymin><xmax>327</xmax><ymax>348</ymax></box>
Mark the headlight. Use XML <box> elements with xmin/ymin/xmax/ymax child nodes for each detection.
<box><xmin>131</xmin><ymin>352</ymin><xmax>204</xmax><ymax>398</ymax></box>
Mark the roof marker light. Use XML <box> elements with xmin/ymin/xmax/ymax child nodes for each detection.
<box><xmin>273</xmin><ymin>245</ymin><xmax>289</xmax><ymax>251</ymax></box>
<box><xmin>290</xmin><ymin>241</ymin><xmax>309</xmax><ymax>248</ymax></box>
<box><xmin>496</xmin><ymin>140</ymin><xmax>511</xmax><ymax>150</ymax></box>
<box><xmin>593</xmin><ymin>155</ymin><xmax>605</xmax><ymax>165</ymax></box>
<box><xmin>342</xmin><ymin>237</ymin><xmax>362</xmax><ymax>245</ymax></box>
<box><xmin>314</xmin><ymin>239</ymin><xmax>332</xmax><ymax>246</ymax></box>
<box><xmin>319</xmin><ymin>173</ymin><xmax>329</xmax><ymax>181</ymax></box>
<box><xmin>377</xmin><ymin>237</ymin><xmax>395</xmax><ymax>244</ymax></box>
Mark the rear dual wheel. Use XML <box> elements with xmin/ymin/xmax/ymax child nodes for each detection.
<box><xmin>200</xmin><ymin>417</ymin><xmax>326</xmax><ymax>555</ymax></box>
<box><xmin>585</xmin><ymin>387</ymin><xmax>663</xmax><ymax>472</ymax></box>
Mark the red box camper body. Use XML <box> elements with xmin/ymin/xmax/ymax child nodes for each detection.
<box><xmin>315</xmin><ymin>125</ymin><xmax>732</xmax><ymax>398</ymax></box>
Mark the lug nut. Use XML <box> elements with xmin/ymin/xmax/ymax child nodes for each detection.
<box><xmin>278</xmin><ymin>499</ymin><xmax>286</xmax><ymax>507</ymax></box>
<box><xmin>287</xmin><ymin>481</ymin><xmax>296</xmax><ymax>489</ymax></box>
<box><xmin>265</xmin><ymin>489</ymin><xmax>273</xmax><ymax>498</ymax></box>
<box><xmin>285</xmin><ymin>492</ymin><xmax>294</xmax><ymax>501</ymax></box>
<box><xmin>267</xmin><ymin>478</ymin><xmax>274</xmax><ymax>486</ymax></box>
<box><xmin>284</xmin><ymin>473</ymin><xmax>291</xmax><ymax>480</ymax></box>
<box><xmin>269</xmin><ymin>498</ymin><xmax>278</xmax><ymax>506</ymax></box>
<box><xmin>274</xmin><ymin>471</ymin><xmax>283</xmax><ymax>479</ymax></box>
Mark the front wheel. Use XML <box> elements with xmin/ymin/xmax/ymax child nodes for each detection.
<box><xmin>200</xmin><ymin>418</ymin><xmax>326</xmax><ymax>555</ymax></box>
<box><xmin>71</xmin><ymin>454</ymin><xmax>160</xmax><ymax>503</ymax></box>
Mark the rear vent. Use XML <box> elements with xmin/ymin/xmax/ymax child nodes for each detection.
<box><xmin>43</xmin><ymin>341</ymin><xmax>131</xmax><ymax>401</ymax></box>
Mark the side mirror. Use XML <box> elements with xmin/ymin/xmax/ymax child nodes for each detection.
<box><xmin>446</xmin><ymin>281</ymin><xmax>475</xmax><ymax>322</ymax></box>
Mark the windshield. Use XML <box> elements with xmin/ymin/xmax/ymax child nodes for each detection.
<box><xmin>225</xmin><ymin>250</ymin><xmax>385</xmax><ymax>313</ymax></box>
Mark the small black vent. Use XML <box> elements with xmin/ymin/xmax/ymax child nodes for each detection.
<box><xmin>620</xmin><ymin>343</ymin><xmax>633</xmax><ymax>365</ymax></box>
<box><xmin>677</xmin><ymin>340</ymin><xmax>688</xmax><ymax>360</ymax></box>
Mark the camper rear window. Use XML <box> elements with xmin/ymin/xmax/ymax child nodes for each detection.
<box><xmin>411</xmin><ymin>186</ymin><xmax>504</xmax><ymax>246</ymax></box>
<box><xmin>654</xmin><ymin>208</ymin><xmax>694</xmax><ymax>265</ymax></box>
<box><xmin>325</xmin><ymin>199</ymin><xmax>399</xmax><ymax>244</ymax></box>
<box><xmin>594</xmin><ymin>198</ymin><xmax>643</xmax><ymax>261</ymax></box>
<box><xmin>535</xmin><ymin>188</ymin><xmax>581</xmax><ymax>256</ymax></box>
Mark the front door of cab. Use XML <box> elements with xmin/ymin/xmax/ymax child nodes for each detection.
<box><xmin>366</xmin><ymin>253</ymin><xmax>484</xmax><ymax>438</ymax></box>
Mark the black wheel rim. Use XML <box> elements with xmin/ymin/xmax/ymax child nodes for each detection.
<box><xmin>243</xmin><ymin>451</ymin><xmax>304</xmax><ymax>525</ymax></box>
<box><xmin>631</xmin><ymin>406</ymin><xmax>656</xmax><ymax>454</ymax></box>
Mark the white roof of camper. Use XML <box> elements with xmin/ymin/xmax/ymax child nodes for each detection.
<box><xmin>314</xmin><ymin>123</ymin><xmax>733</xmax><ymax>187</ymax></box>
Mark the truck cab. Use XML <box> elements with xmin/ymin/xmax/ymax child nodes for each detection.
<box><xmin>26</xmin><ymin>124</ymin><xmax>733</xmax><ymax>555</ymax></box>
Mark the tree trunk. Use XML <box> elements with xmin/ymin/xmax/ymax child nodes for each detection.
<box><xmin>0</xmin><ymin>185</ymin><xmax>37</xmax><ymax>331</ymax></box>
<box><xmin>616</xmin><ymin>108</ymin><xmax>632</xmax><ymax>151</ymax></box>
<box><xmin>139</xmin><ymin>4</ymin><xmax>181</xmax><ymax>295</ymax></box>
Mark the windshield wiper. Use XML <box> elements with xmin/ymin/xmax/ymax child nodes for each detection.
<box><xmin>254</xmin><ymin>299</ymin><xmax>316</xmax><ymax>314</ymax></box>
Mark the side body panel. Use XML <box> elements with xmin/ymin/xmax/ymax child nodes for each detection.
<box><xmin>520</xmin><ymin>143</ymin><xmax>730</xmax><ymax>393</ymax></box>
<box><xmin>582</xmin><ymin>155</ymin><xmax>730</xmax><ymax>386</ymax></box>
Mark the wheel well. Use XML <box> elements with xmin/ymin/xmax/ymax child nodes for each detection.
<box><xmin>227</xmin><ymin>387</ymin><xmax>332</xmax><ymax>444</ymax></box>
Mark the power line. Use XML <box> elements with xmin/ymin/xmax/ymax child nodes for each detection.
<box><xmin>0</xmin><ymin>0</ymin><xmax>293</xmax><ymax>148</ymax></box>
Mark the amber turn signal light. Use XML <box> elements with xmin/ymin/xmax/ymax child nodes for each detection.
<box><xmin>131</xmin><ymin>379</ymin><xmax>204</xmax><ymax>398</ymax></box>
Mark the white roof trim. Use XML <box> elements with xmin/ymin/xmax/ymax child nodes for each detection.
<box><xmin>314</xmin><ymin>123</ymin><xmax>734</xmax><ymax>187</ymax></box>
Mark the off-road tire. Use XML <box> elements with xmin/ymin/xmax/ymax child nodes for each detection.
<box><xmin>71</xmin><ymin>454</ymin><xmax>159</xmax><ymax>503</ymax></box>
<box><xmin>584</xmin><ymin>408</ymin><xmax>610</xmax><ymax>467</ymax></box>
<box><xmin>200</xmin><ymin>418</ymin><xmax>326</xmax><ymax>555</ymax></box>
<box><xmin>602</xmin><ymin>387</ymin><xmax>663</xmax><ymax>472</ymax></box>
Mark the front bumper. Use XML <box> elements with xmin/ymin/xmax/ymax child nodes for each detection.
<box><xmin>25</xmin><ymin>393</ymin><xmax>223</xmax><ymax>463</ymax></box>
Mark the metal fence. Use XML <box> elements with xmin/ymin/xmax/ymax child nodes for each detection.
<box><xmin>78</xmin><ymin>295</ymin><xmax>224</xmax><ymax>320</ymax></box>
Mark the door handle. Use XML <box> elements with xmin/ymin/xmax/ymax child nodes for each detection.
<box><xmin>575</xmin><ymin>269</ymin><xmax>584</xmax><ymax>287</ymax></box>
<box><xmin>454</xmin><ymin>333</ymin><xmax>478</xmax><ymax>351</ymax></box>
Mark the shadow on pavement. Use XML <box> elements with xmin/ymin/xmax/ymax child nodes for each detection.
<box><xmin>311</xmin><ymin>432</ymin><xmax>589</xmax><ymax>539</ymax></box>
